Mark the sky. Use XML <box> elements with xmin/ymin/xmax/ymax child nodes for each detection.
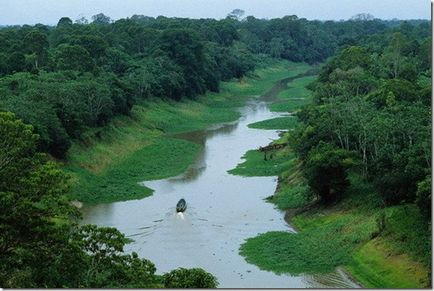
<box><xmin>0</xmin><ymin>0</ymin><xmax>431</xmax><ymax>26</ymax></box>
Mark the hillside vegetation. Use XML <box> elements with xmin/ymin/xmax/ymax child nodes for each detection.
<box><xmin>0</xmin><ymin>12</ymin><xmax>430</xmax><ymax>288</ymax></box>
<box><xmin>232</xmin><ymin>22</ymin><xmax>431</xmax><ymax>288</ymax></box>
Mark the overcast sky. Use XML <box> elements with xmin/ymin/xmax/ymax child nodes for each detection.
<box><xmin>0</xmin><ymin>0</ymin><xmax>430</xmax><ymax>26</ymax></box>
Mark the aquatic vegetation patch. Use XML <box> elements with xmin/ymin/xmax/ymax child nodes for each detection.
<box><xmin>269</xmin><ymin>75</ymin><xmax>315</xmax><ymax>113</ymax></box>
<box><xmin>246</xmin><ymin>172</ymin><xmax>431</xmax><ymax>288</ymax></box>
<box><xmin>66</xmin><ymin>138</ymin><xmax>200</xmax><ymax>203</ymax></box>
<box><xmin>276</xmin><ymin>75</ymin><xmax>316</xmax><ymax>100</ymax></box>
<box><xmin>269</xmin><ymin>99</ymin><xmax>310</xmax><ymax>113</ymax></box>
<box><xmin>228</xmin><ymin>148</ymin><xmax>295</xmax><ymax>177</ymax></box>
<box><xmin>247</xmin><ymin>116</ymin><xmax>298</xmax><ymax>130</ymax></box>
<box><xmin>137</xmin><ymin>99</ymin><xmax>241</xmax><ymax>134</ymax></box>
<box><xmin>240</xmin><ymin>210</ymin><xmax>378</xmax><ymax>275</ymax></box>
<box><xmin>240</xmin><ymin>228</ymin><xmax>352</xmax><ymax>274</ymax></box>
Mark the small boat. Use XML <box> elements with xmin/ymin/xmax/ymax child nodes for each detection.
<box><xmin>176</xmin><ymin>198</ymin><xmax>187</xmax><ymax>213</ymax></box>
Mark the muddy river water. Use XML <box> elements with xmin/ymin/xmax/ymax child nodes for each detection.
<box><xmin>81</xmin><ymin>93</ymin><xmax>359</xmax><ymax>288</ymax></box>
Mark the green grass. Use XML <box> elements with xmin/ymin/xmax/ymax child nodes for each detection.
<box><xmin>247</xmin><ymin>74</ymin><xmax>317</xmax><ymax>130</ymax></box>
<box><xmin>137</xmin><ymin>99</ymin><xmax>241</xmax><ymax>134</ymax></box>
<box><xmin>248</xmin><ymin>117</ymin><xmax>298</xmax><ymax>130</ymax></box>
<box><xmin>270</xmin><ymin>75</ymin><xmax>317</xmax><ymax>113</ymax></box>
<box><xmin>267</xmin><ymin>182</ymin><xmax>311</xmax><ymax>210</ymax></box>
<box><xmin>240</xmin><ymin>220</ymin><xmax>356</xmax><ymax>275</ymax></box>
<box><xmin>269</xmin><ymin>99</ymin><xmax>310</xmax><ymax>112</ymax></box>
<box><xmin>382</xmin><ymin>205</ymin><xmax>432</xmax><ymax>266</ymax></box>
<box><xmin>228</xmin><ymin>147</ymin><xmax>295</xmax><ymax>177</ymax></box>
<box><xmin>66</xmin><ymin>60</ymin><xmax>312</xmax><ymax>203</ymax></box>
<box><xmin>345</xmin><ymin>203</ymin><xmax>430</xmax><ymax>288</ymax></box>
<box><xmin>277</xmin><ymin>75</ymin><xmax>317</xmax><ymax>100</ymax></box>
<box><xmin>347</xmin><ymin>238</ymin><xmax>429</xmax><ymax>288</ymax></box>
<box><xmin>240</xmin><ymin>173</ymin><xmax>431</xmax><ymax>288</ymax></box>
<box><xmin>66</xmin><ymin>138</ymin><xmax>200</xmax><ymax>203</ymax></box>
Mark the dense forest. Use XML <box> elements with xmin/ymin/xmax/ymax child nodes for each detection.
<box><xmin>293</xmin><ymin>22</ymin><xmax>431</xmax><ymax>218</ymax></box>
<box><xmin>0</xmin><ymin>11</ymin><xmax>431</xmax><ymax>287</ymax></box>
<box><xmin>236</xmin><ymin>19</ymin><xmax>431</xmax><ymax>287</ymax></box>
<box><xmin>0</xmin><ymin>12</ymin><xmax>409</xmax><ymax>159</ymax></box>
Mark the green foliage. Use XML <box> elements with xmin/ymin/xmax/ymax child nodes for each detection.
<box><xmin>305</xmin><ymin>142</ymin><xmax>357</xmax><ymax>203</ymax></box>
<box><xmin>241</xmin><ymin>171</ymin><xmax>430</xmax><ymax>287</ymax></box>
<box><xmin>2</xmin><ymin>95</ymin><xmax>70</xmax><ymax>158</ymax></box>
<box><xmin>162</xmin><ymin>268</ymin><xmax>218</xmax><ymax>288</ymax></box>
<box><xmin>0</xmin><ymin>112</ymin><xmax>84</xmax><ymax>287</ymax></box>
<box><xmin>0</xmin><ymin>111</ymin><xmax>217</xmax><ymax>288</ymax></box>
<box><xmin>57</xmin><ymin>17</ymin><xmax>73</xmax><ymax>28</ymax></box>
<box><xmin>92</xmin><ymin>13</ymin><xmax>111</xmax><ymax>24</ymax></box>
<box><xmin>416</xmin><ymin>175</ymin><xmax>431</xmax><ymax>220</ymax></box>
<box><xmin>382</xmin><ymin>205</ymin><xmax>431</xmax><ymax>266</ymax></box>
<box><xmin>292</xmin><ymin>26</ymin><xmax>431</xmax><ymax>216</ymax></box>
<box><xmin>0</xmin><ymin>112</ymin><xmax>38</xmax><ymax>189</ymax></box>
<box><xmin>239</xmin><ymin>20</ymin><xmax>432</xmax><ymax>288</ymax></box>
<box><xmin>1</xmin><ymin>14</ymin><xmax>431</xmax><ymax>288</ymax></box>
<box><xmin>1</xmin><ymin>15</ymin><xmax>269</xmax><ymax>160</ymax></box>
<box><xmin>239</xmin><ymin>16</ymin><xmax>389</xmax><ymax>64</ymax></box>
<box><xmin>53</xmin><ymin>44</ymin><xmax>95</xmax><ymax>72</ymax></box>
<box><xmin>248</xmin><ymin>116</ymin><xmax>298</xmax><ymax>130</ymax></box>
<box><xmin>76</xmin><ymin>225</ymin><xmax>160</xmax><ymax>288</ymax></box>
<box><xmin>66</xmin><ymin>60</ymin><xmax>300</xmax><ymax>203</ymax></box>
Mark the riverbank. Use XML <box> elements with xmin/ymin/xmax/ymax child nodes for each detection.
<box><xmin>64</xmin><ymin>60</ymin><xmax>311</xmax><ymax>204</ymax></box>
<box><xmin>229</xmin><ymin>74</ymin><xmax>431</xmax><ymax>288</ymax></box>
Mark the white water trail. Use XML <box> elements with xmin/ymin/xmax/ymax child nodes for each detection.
<box><xmin>177</xmin><ymin>212</ymin><xmax>185</xmax><ymax>220</ymax></box>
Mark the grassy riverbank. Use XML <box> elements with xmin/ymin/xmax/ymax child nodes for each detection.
<box><xmin>65</xmin><ymin>60</ymin><xmax>311</xmax><ymax>203</ymax></box>
<box><xmin>229</xmin><ymin>72</ymin><xmax>431</xmax><ymax>288</ymax></box>
<box><xmin>247</xmin><ymin>116</ymin><xmax>298</xmax><ymax>130</ymax></box>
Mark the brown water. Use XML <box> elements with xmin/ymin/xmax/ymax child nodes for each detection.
<box><xmin>80</xmin><ymin>97</ymin><xmax>360</xmax><ymax>288</ymax></box>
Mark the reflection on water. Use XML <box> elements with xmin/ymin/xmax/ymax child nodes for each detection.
<box><xmin>80</xmin><ymin>99</ymin><xmax>359</xmax><ymax>288</ymax></box>
<box><xmin>167</xmin><ymin>122</ymin><xmax>240</xmax><ymax>183</ymax></box>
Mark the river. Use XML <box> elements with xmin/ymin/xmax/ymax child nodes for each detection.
<box><xmin>80</xmin><ymin>83</ymin><xmax>360</xmax><ymax>288</ymax></box>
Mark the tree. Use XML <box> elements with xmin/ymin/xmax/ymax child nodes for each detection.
<box><xmin>53</xmin><ymin>44</ymin><xmax>95</xmax><ymax>72</ymax></box>
<box><xmin>77</xmin><ymin>225</ymin><xmax>159</xmax><ymax>288</ymax></box>
<box><xmin>350</xmin><ymin>13</ymin><xmax>375</xmax><ymax>21</ymax></box>
<box><xmin>92</xmin><ymin>13</ymin><xmax>111</xmax><ymax>24</ymax></box>
<box><xmin>0</xmin><ymin>112</ymin><xmax>38</xmax><ymax>190</ymax></box>
<box><xmin>0</xmin><ymin>112</ymin><xmax>216</xmax><ymax>288</ymax></box>
<box><xmin>2</xmin><ymin>94</ymin><xmax>71</xmax><ymax>158</ymax></box>
<box><xmin>0</xmin><ymin>53</ymin><xmax>9</xmax><ymax>75</ymax></box>
<box><xmin>75</xmin><ymin>16</ymin><xmax>88</xmax><ymax>25</ymax></box>
<box><xmin>162</xmin><ymin>268</ymin><xmax>218</xmax><ymax>288</ymax></box>
<box><xmin>23</xmin><ymin>30</ymin><xmax>49</xmax><ymax>69</ymax></box>
<box><xmin>157</xmin><ymin>29</ymin><xmax>206</xmax><ymax>97</ymax></box>
<box><xmin>0</xmin><ymin>112</ymin><xmax>84</xmax><ymax>287</ymax></box>
<box><xmin>416</xmin><ymin>175</ymin><xmax>431</xmax><ymax>220</ymax></box>
<box><xmin>57</xmin><ymin>17</ymin><xmax>73</xmax><ymax>28</ymax></box>
<box><xmin>381</xmin><ymin>32</ymin><xmax>408</xmax><ymax>78</ymax></box>
<box><xmin>71</xmin><ymin>34</ymin><xmax>108</xmax><ymax>59</ymax></box>
<box><xmin>305</xmin><ymin>142</ymin><xmax>357</xmax><ymax>203</ymax></box>
<box><xmin>227</xmin><ymin>9</ymin><xmax>245</xmax><ymax>21</ymax></box>
<box><xmin>269</xmin><ymin>37</ymin><xmax>284</xmax><ymax>58</ymax></box>
<box><xmin>7</xmin><ymin>52</ymin><xmax>26</xmax><ymax>73</ymax></box>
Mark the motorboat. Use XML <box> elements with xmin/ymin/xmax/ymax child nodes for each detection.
<box><xmin>176</xmin><ymin>198</ymin><xmax>187</xmax><ymax>213</ymax></box>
